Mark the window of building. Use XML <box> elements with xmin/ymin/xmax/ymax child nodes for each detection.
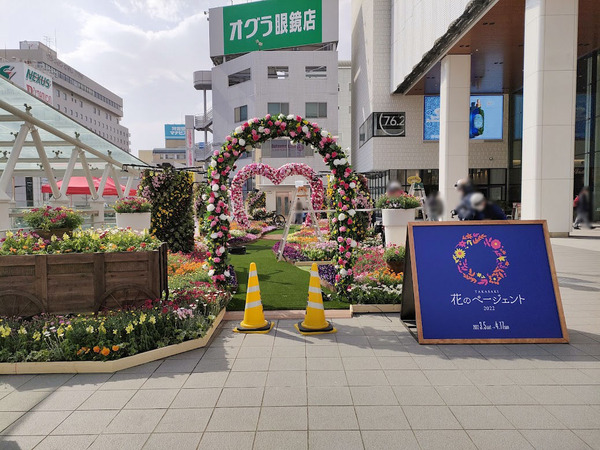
<box><xmin>305</xmin><ymin>102</ymin><xmax>327</xmax><ymax>118</ymax></box>
<box><xmin>228</xmin><ymin>68</ymin><xmax>251</xmax><ymax>86</ymax></box>
<box><xmin>63</xmin><ymin>93</ymin><xmax>66</xmax><ymax>100</ymax></box>
<box><xmin>305</xmin><ymin>66</ymin><xmax>327</xmax><ymax>79</ymax></box>
<box><xmin>56</xmin><ymin>104</ymin><xmax>60</xmax><ymax>110</ymax></box>
<box><xmin>56</xmin><ymin>89</ymin><xmax>60</xmax><ymax>96</ymax></box>
<box><xmin>267</xmin><ymin>102</ymin><xmax>289</xmax><ymax>116</ymax></box>
<box><xmin>267</xmin><ymin>66</ymin><xmax>289</xmax><ymax>79</ymax></box>
<box><xmin>70</xmin><ymin>109</ymin><xmax>73</xmax><ymax>115</ymax></box>
<box><xmin>234</xmin><ymin>105</ymin><xmax>248</xmax><ymax>122</ymax></box>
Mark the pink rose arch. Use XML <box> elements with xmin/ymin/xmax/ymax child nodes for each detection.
<box><xmin>230</xmin><ymin>163</ymin><xmax>324</xmax><ymax>228</ymax></box>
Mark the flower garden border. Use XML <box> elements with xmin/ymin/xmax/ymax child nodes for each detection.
<box><xmin>205</xmin><ymin>114</ymin><xmax>360</xmax><ymax>290</ymax></box>
<box><xmin>0</xmin><ymin>308</ymin><xmax>225</xmax><ymax>374</ymax></box>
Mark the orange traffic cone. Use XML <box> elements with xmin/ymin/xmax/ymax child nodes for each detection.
<box><xmin>295</xmin><ymin>263</ymin><xmax>337</xmax><ymax>335</ymax></box>
<box><xmin>234</xmin><ymin>262</ymin><xmax>274</xmax><ymax>333</ymax></box>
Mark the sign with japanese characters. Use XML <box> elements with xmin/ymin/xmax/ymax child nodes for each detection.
<box><xmin>164</xmin><ymin>124</ymin><xmax>186</xmax><ymax>140</ymax></box>
<box><xmin>222</xmin><ymin>0</ymin><xmax>323</xmax><ymax>55</ymax></box>
<box><xmin>400</xmin><ymin>221</ymin><xmax>568</xmax><ymax>344</ymax></box>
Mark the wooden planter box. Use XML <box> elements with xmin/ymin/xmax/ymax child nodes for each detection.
<box><xmin>0</xmin><ymin>244</ymin><xmax>168</xmax><ymax>316</ymax></box>
<box><xmin>350</xmin><ymin>304</ymin><xmax>402</xmax><ymax>314</ymax></box>
<box><xmin>0</xmin><ymin>308</ymin><xmax>225</xmax><ymax>374</ymax></box>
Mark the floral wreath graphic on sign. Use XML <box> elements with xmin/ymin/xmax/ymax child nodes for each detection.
<box><xmin>452</xmin><ymin>233</ymin><xmax>509</xmax><ymax>285</ymax></box>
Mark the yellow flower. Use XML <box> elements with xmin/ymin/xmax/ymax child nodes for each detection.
<box><xmin>17</xmin><ymin>327</ymin><xmax>27</xmax><ymax>335</ymax></box>
<box><xmin>98</xmin><ymin>323</ymin><xmax>106</xmax><ymax>334</ymax></box>
<box><xmin>125</xmin><ymin>323</ymin><xmax>134</xmax><ymax>334</ymax></box>
<box><xmin>454</xmin><ymin>249</ymin><xmax>466</xmax><ymax>259</ymax></box>
<box><xmin>148</xmin><ymin>316</ymin><xmax>156</xmax><ymax>325</ymax></box>
<box><xmin>86</xmin><ymin>325</ymin><xmax>94</xmax><ymax>334</ymax></box>
<box><xmin>32</xmin><ymin>331</ymin><xmax>41</xmax><ymax>341</ymax></box>
<box><xmin>139</xmin><ymin>313</ymin><xmax>147</xmax><ymax>324</ymax></box>
<box><xmin>0</xmin><ymin>325</ymin><xmax>11</xmax><ymax>338</ymax></box>
<box><xmin>56</xmin><ymin>327</ymin><xmax>65</xmax><ymax>337</ymax></box>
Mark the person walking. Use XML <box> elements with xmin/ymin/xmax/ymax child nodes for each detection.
<box><xmin>573</xmin><ymin>186</ymin><xmax>592</xmax><ymax>229</ymax></box>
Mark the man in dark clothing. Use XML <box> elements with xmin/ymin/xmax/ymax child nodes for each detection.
<box><xmin>573</xmin><ymin>186</ymin><xmax>592</xmax><ymax>229</ymax></box>
<box><xmin>470</xmin><ymin>192</ymin><xmax>507</xmax><ymax>220</ymax></box>
<box><xmin>452</xmin><ymin>178</ymin><xmax>478</xmax><ymax>220</ymax></box>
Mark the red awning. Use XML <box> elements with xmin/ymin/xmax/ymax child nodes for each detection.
<box><xmin>41</xmin><ymin>177</ymin><xmax>137</xmax><ymax>196</ymax></box>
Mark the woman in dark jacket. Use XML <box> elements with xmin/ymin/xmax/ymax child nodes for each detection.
<box><xmin>573</xmin><ymin>186</ymin><xmax>592</xmax><ymax>229</ymax></box>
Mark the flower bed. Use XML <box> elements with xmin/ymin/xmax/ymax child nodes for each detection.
<box><xmin>0</xmin><ymin>284</ymin><xmax>228</xmax><ymax>363</ymax></box>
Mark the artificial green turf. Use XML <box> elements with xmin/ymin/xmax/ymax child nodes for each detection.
<box><xmin>266</xmin><ymin>225</ymin><xmax>301</xmax><ymax>235</ymax></box>
<box><xmin>228</xmin><ymin>238</ymin><xmax>348</xmax><ymax>311</ymax></box>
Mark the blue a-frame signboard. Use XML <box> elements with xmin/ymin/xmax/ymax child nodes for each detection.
<box><xmin>400</xmin><ymin>221</ymin><xmax>569</xmax><ymax>344</ymax></box>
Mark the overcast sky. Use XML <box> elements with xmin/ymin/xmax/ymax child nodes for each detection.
<box><xmin>1</xmin><ymin>0</ymin><xmax>351</xmax><ymax>155</ymax></box>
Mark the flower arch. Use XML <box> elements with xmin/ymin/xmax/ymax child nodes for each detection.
<box><xmin>204</xmin><ymin>114</ymin><xmax>360</xmax><ymax>290</ymax></box>
<box><xmin>230</xmin><ymin>162</ymin><xmax>325</xmax><ymax>229</ymax></box>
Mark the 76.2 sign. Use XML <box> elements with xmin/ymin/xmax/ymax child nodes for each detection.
<box><xmin>375</xmin><ymin>112</ymin><xmax>406</xmax><ymax>137</ymax></box>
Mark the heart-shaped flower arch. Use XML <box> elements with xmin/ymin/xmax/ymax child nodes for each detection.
<box><xmin>204</xmin><ymin>114</ymin><xmax>360</xmax><ymax>291</ymax></box>
<box><xmin>230</xmin><ymin>162</ymin><xmax>325</xmax><ymax>229</ymax></box>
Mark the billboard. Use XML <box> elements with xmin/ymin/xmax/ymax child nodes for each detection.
<box><xmin>0</xmin><ymin>62</ymin><xmax>53</xmax><ymax>105</ymax></box>
<box><xmin>424</xmin><ymin>95</ymin><xmax>504</xmax><ymax>141</ymax></box>
<box><xmin>209</xmin><ymin>0</ymin><xmax>338</xmax><ymax>57</ymax></box>
<box><xmin>164</xmin><ymin>124</ymin><xmax>186</xmax><ymax>140</ymax></box>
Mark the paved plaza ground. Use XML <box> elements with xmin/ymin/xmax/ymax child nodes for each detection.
<box><xmin>0</xmin><ymin>237</ymin><xmax>599</xmax><ymax>449</ymax></box>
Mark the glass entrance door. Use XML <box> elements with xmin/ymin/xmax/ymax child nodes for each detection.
<box><xmin>276</xmin><ymin>192</ymin><xmax>290</xmax><ymax>217</ymax></box>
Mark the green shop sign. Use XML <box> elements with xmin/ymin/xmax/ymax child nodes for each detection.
<box><xmin>223</xmin><ymin>0</ymin><xmax>322</xmax><ymax>55</ymax></box>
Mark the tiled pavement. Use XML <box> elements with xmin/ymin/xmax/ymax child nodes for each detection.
<box><xmin>1</xmin><ymin>237</ymin><xmax>599</xmax><ymax>450</ymax></box>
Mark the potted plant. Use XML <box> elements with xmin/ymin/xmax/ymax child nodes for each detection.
<box><xmin>376</xmin><ymin>193</ymin><xmax>421</xmax><ymax>246</ymax></box>
<box><xmin>23</xmin><ymin>206</ymin><xmax>83</xmax><ymax>240</ymax></box>
<box><xmin>114</xmin><ymin>196</ymin><xmax>151</xmax><ymax>232</ymax></box>
<box><xmin>383</xmin><ymin>245</ymin><xmax>406</xmax><ymax>274</ymax></box>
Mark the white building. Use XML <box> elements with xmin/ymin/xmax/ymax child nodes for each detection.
<box><xmin>1</xmin><ymin>41</ymin><xmax>130</xmax><ymax>152</ymax></box>
<box><xmin>337</xmin><ymin>60</ymin><xmax>352</xmax><ymax>161</ymax></box>
<box><xmin>352</xmin><ymin>0</ymin><xmax>600</xmax><ymax>235</ymax></box>
<box><xmin>196</xmin><ymin>0</ymin><xmax>340</xmax><ymax>216</ymax></box>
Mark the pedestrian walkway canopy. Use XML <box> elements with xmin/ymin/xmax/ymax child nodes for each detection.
<box><xmin>0</xmin><ymin>76</ymin><xmax>149</xmax><ymax>202</ymax></box>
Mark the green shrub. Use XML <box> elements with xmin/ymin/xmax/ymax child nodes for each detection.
<box><xmin>23</xmin><ymin>206</ymin><xmax>83</xmax><ymax>231</ymax></box>
<box><xmin>383</xmin><ymin>245</ymin><xmax>405</xmax><ymax>263</ymax></box>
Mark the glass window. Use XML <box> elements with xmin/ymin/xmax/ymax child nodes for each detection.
<box><xmin>305</xmin><ymin>66</ymin><xmax>327</xmax><ymax>79</ymax></box>
<box><xmin>267</xmin><ymin>103</ymin><xmax>289</xmax><ymax>116</ymax></box>
<box><xmin>268</xmin><ymin>66</ymin><xmax>289</xmax><ymax>79</ymax></box>
<box><xmin>228</xmin><ymin>68</ymin><xmax>251</xmax><ymax>86</ymax></box>
<box><xmin>306</xmin><ymin>102</ymin><xmax>327</xmax><ymax>118</ymax></box>
<box><xmin>234</xmin><ymin>105</ymin><xmax>248</xmax><ymax>122</ymax></box>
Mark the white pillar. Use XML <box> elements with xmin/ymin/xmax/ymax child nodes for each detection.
<box><xmin>439</xmin><ymin>54</ymin><xmax>471</xmax><ymax>220</ymax></box>
<box><xmin>521</xmin><ymin>0</ymin><xmax>578</xmax><ymax>235</ymax></box>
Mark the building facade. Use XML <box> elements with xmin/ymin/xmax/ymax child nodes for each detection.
<box><xmin>352</xmin><ymin>0</ymin><xmax>600</xmax><ymax>234</ymax></box>
<box><xmin>1</xmin><ymin>41</ymin><xmax>130</xmax><ymax>152</ymax></box>
<box><xmin>337</xmin><ymin>60</ymin><xmax>352</xmax><ymax>160</ymax></box>
<box><xmin>199</xmin><ymin>0</ymin><xmax>340</xmax><ymax>216</ymax></box>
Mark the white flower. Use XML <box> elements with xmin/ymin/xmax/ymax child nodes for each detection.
<box><xmin>207</xmin><ymin>204</ymin><xmax>215</xmax><ymax>212</ymax></box>
<box><xmin>302</xmin><ymin>125</ymin><xmax>309</xmax><ymax>134</ymax></box>
<box><xmin>212</xmin><ymin>184</ymin><xmax>219</xmax><ymax>191</ymax></box>
<box><xmin>333</xmin><ymin>159</ymin><xmax>340</xmax><ymax>166</ymax></box>
<box><xmin>235</xmin><ymin>126</ymin><xmax>242</xmax><ymax>134</ymax></box>
<box><xmin>219</xmin><ymin>214</ymin><xmax>228</xmax><ymax>221</ymax></box>
<box><xmin>349</xmin><ymin>182</ymin><xmax>356</xmax><ymax>189</ymax></box>
<box><xmin>210</xmin><ymin>233</ymin><xmax>218</xmax><ymax>239</ymax></box>
<box><xmin>321</xmin><ymin>130</ymin><xmax>329</xmax><ymax>137</ymax></box>
<box><xmin>210</xmin><ymin>159</ymin><xmax>217</xmax><ymax>167</ymax></box>
<box><xmin>214</xmin><ymin>192</ymin><xmax>220</xmax><ymax>198</ymax></box>
<box><xmin>224</xmin><ymin>270</ymin><xmax>231</xmax><ymax>277</ymax></box>
<box><xmin>338</xmin><ymin>158</ymin><xmax>347</xmax><ymax>165</ymax></box>
<box><xmin>340</xmin><ymin>268</ymin><xmax>348</xmax><ymax>276</ymax></box>
<box><xmin>239</xmin><ymin>138</ymin><xmax>246</xmax><ymax>146</ymax></box>
<box><xmin>218</xmin><ymin>246</ymin><xmax>225</xmax><ymax>255</ymax></box>
<box><xmin>258</xmin><ymin>126</ymin><xmax>265</xmax><ymax>133</ymax></box>
<box><xmin>287</xmin><ymin>114</ymin><xmax>294</xmax><ymax>120</ymax></box>
<box><xmin>348</xmin><ymin>209</ymin><xmax>356</xmax><ymax>216</ymax></box>
<box><xmin>208</xmin><ymin>269</ymin><xmax>215</xmax><ymax>276</ymax></box>
<box><xmin>338</xmin><ymin>213</ymin><xmax>347</xmax><ymax>221</ymax></box>
<box><xmin>350</xmin><ymin>240</ymin><xmax>357</xmax><ymax>248</ymax></box>
<box><xmin>211</xmin><ymin>172</ymin><xmax>220</xmax><ymax>179</ymax></box>
<box><xmin>202</xmin><ymin>194</ymin><xmax>208</xmax><ymax>200</ymax></box>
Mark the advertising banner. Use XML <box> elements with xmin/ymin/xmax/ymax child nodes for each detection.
<box><xmin>401</xmin><ymin>221</ymin><xmax>568</xmax><ymax>344</ymax></box>
<box><xmin>222</xmin><ymin>0</ymin><xmax>322</xmax><ymax>55</ymax></box>
<box><xmin>423</xmin><ymin>95</ymin><xmax>503</xmax><ymax>141</ymax></box>
<box><xmin>164</xmin><ymin>124</ymin><xmax>186</xmax><ymax>140</ymax></box>
<box><xmin>0</xmin><ymin>62</ymin><xmax>53</xmax><ymax>105</ymax></box>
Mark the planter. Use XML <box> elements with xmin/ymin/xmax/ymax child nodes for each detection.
<box><xmin>350</xmin><ymin>304</ymin><xmax>402</xmax><ymax>314</ymax></box>
<box><xmin>386</xmin><ymin>260</ymin><xmax>405</xmax><ymax>274</ymax></box>
<box><xmin>0</xmin><ymin>308</ymin><xmax>225</xmax><ymax>374</ymax></box>
<box><xmin>0</xmin><ymin>244</ymin><xmax>168</xmax><ymax>316</ymax></box>
<box><xmin>34</xmin><ymin>228</ymin><xmax>73</xmax><ymax>241</ymax></box>
<box><xmin>381</xmin><ymin>208</ymin><xmax>416</xmax><ymax>247</ymax></box>
<box><xmin>116</xmin><ymin>212</ymin><xmax>151</xmax><ymax>232</ymax></box>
